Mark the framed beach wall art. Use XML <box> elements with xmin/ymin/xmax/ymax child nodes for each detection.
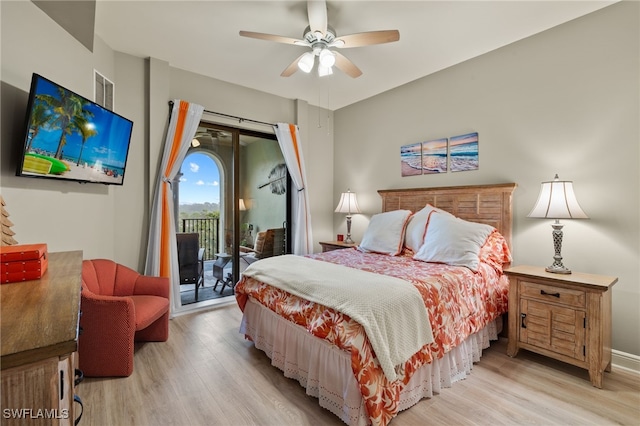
<box><xmin>449</xmin><ymin>132</ymin><xmax>479</xmax><ymax>172</ymax></box>
<box><xmin>421</xmin><ymin>138</ymin><xmax>448</xmax><ymax>174</ymax></box>
<box><xmin>400</xmin><ymin>142</ymin><xmax>422</xmax><ymax>176</ymax></box>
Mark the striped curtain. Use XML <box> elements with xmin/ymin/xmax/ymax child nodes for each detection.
<box><xmin>274</xmin><ymin>123</ymin><xmax>313</xmax><ymax>255</ymax></box>
<box><xmin>145</xmin><ymin>100</ymin><xmax>204</xmax><ymax>313</ymax></box>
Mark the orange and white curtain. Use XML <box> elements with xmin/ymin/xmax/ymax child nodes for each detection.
<box><xmin>145</xmin><ymin>100</ymin><xmax>204</xmax><ymax>313</ymax></box>
<box><xmin>274</xmin><ymin>123</ymin><xmax>313</xmax><ymax>255</ymax></box>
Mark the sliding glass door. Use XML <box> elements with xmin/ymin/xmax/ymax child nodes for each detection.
<box><xmin>175</xmin><ymin>123</ymin><xmax>290</xmax><ymax>307</ymax></box>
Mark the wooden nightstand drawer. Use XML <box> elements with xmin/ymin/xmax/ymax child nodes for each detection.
<box><xmin>520</xmin><ymin>281</ymin><xmax>585</xmax><ymax>308</ymax></box>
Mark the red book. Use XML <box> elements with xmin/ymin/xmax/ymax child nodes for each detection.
<box><xmin>0</xmin><ymin>243</ymin><xmax>48</xmax><ymax>262</ymax></box>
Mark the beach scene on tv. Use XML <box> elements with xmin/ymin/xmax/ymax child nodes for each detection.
<box><xmin>19</xmin><ymin>76</ymin><xmax>133</xmax><ymax>185</ymax></box>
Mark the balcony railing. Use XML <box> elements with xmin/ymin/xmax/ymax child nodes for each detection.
<box><xmin>180</xmin><ymin>218</ymin><xmax>219</xmax><ymax>261</ymax></box>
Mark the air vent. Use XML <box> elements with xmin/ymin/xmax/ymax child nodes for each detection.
<box><xmin>94</xmin><ymin>70</ymin><xmax>114</xmax><ymax>111</ymax></box>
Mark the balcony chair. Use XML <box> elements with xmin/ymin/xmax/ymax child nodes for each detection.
<box><xmin>239</xmin><ymin>227</ymin><xmax>285</xmax><ymax>266</ymax></box>
<box><xmin>176</xmin><ymin>232</ymin><xmax>205</xmax><ymax>302</ymax></box>
<box><xmin>78</xmin><ymin>259</ymin><xmax>170</xmax><ymax>377</ymax></box>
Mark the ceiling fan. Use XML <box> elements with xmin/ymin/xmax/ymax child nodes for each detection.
<box><xmin>239</xmin><ymin>0</ymin><xmax>400</xmax><ymax>78</ymax></box>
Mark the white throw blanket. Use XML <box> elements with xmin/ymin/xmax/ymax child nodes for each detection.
<box><xmin>242</xmin><ymin>255</ymin><xmax>434</xmax><ymax>381</ymax></box>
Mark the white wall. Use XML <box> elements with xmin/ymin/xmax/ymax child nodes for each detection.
<box><xmin>334</xmin><ymin>2</ymin><xmax>639</xmax><ymax>356</ymax></box>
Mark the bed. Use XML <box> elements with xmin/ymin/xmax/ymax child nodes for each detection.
<box><xmin>235</xmin><ymin>183</ymin><xmax>516</xmax><ymax>426</ymax></box>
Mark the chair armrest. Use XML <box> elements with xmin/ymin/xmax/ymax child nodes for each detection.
<box><xmin>133</xmin><ymin>274</ymin><xmax>170</xmax><ymax>299</ymax></box>
<box><xmin>80</xmin><ymin>291</ymin><xmax>136</xmax><ymax>327</ymax></box>
<box><xmin>239</xmin><ymin>246</ymin><xmax>256</xmax><ymax>254</ymax></box>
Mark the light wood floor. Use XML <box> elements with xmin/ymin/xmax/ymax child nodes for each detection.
<box><xmin>77</xmin><ymin>303</ymin><xmax>640</xmax><ymax>426</ymax></box>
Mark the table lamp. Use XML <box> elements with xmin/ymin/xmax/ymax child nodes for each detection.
<box><xmin>334</xmin><ymin>189</ymin><xmax>361</xmax><ymax>244</ymax></box>
<box><xmin>528</xmin><ymin>174</ymin><xmax>589</xmax><ymax>274</ymax></box>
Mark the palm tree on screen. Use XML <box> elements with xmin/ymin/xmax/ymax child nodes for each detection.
<box><xmin>36</xmin><ymin>89</ymin><xmax>93</xmax><ymax>159</ymax></box>
<box><xmin>26</xmin><ymin>101</ymin><xmax>53</xmax><ymax>152</ymax></box>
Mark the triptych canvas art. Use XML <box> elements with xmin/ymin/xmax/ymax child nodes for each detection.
<box><xmin>401</xmin><ymin>132</ymin><xmax>479</xmax><ymax>177</ymax></box>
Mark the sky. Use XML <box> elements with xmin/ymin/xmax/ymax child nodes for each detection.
<box><xmin>179</xmin><ymin>152</ymin><xmax>220</xmax><ymax>205</ymax></box>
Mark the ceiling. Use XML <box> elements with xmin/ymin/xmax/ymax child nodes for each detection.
<box><xmin>94</xmin><ymin>1</ymin><xmax>615</xmax><ymax>111</ymax></box>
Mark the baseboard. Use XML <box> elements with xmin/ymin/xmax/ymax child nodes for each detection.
<box><xmin>612</xmin><ymin>349</ymin><xmax>640</xmax><ymax>373</ymax></box>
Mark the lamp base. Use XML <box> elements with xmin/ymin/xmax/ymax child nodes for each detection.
<box><xmin>546</xmin><ymin>221</ymin><xmax>572</xmax><ymax>274</ymax></box>
<box><xmin>545</xmin><ymin>264</ymin><xmax>572</xmax><ymax>274</ymax></box>
<box><xmin>344</xmin><ymin>215</ymin><xmax>354</xmax><ymax>245</ymax></box>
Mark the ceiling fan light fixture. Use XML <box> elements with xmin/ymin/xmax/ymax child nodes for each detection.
<box><xmin>298</xmin><ymin>52</ymin><xmax>315</xmax><ymax>73</ymax></box>
<box><xmin>319</xmin><ymin>49</ymin><xmax>336</xmax><ymax>67</ymax></box>
<box><xmin>318</xmin><ymin>64</ymin><xmax>333</xmax><ymax>77</ymax></box>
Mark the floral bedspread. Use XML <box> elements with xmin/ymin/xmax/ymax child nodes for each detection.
<box><xmin>235</xmin><ymin>234</ymin><xmax>510</xmax><ymax>426</ymax></box>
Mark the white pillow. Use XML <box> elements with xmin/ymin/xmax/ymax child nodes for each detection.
<box><xmin>404</xmin><ymin>204</ymin><xmax>453</xmax><ymax>252</ymax></box>
<box><xmin>359</xmin><ymin>210</ymin><xmax>412</xmax><ymax>255</ymax></box>
<box><xmin>413</xmin><ymin>212</ymin><xmax>495</xmax><ymax>271</ymax></box>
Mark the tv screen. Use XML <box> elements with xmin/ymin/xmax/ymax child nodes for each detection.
<box><xmin>16</xmin><ymin>73</ymin><xmax>133</xmax><ymax>185</ymax></box>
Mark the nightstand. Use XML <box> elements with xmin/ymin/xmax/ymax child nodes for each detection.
<box><xmin>319</xmin><ymin>241</ymin><xmax>358</xmax><ymax>252</ymax></box>
<box><xmin>505</xmin><ymin>265</ymin><xmax>617</xmax><ymax>388</ymax></box>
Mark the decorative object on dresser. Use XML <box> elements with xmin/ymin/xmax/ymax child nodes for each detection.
<box><xmin>319</xmin><ymin>240</ymin><xmax>357</xmax><ymax>252</ymax></box>
<box><xmin>505</xmin><ymin>265</ymin><xmax>617</xmax><ymax>388</ymax></box>
<box><xmin>79</xmin><ymin>259</ymin><xmax>170</xmax><ymax>377</ymax></box>
<box><xmin>0</xmin><ymin>195</ymin><xmax>18</xmax><ymax>246</ymax></box>
<box><xmin>334</xmin><ymin>189</ymin><xmax>361</xmax><ymax>244</ymax></box>
<box><xmin>1</xmin><ymin>243</ymin><xmax>49</xmax><ymax>283</ymax></box>
<box><xmin>528</xmin><ymin>174</ymin><xmax>589</xmax><ymax>274</ymax></box>
<box><xmin>1</xmin><ymin>251</ymin><xmax>84</xmax><ymax>426</ymax></box>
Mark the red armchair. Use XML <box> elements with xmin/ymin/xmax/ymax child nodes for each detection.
<box><xmin>79</xmin><ymin>259</ymin><xmax>170</xmax><ymax>377</ymax></box>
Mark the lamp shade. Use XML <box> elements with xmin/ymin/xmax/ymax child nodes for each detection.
<box><xmin>297</xmin><ymin>52</ymin><xmax>315</xmax><ymax>73</ymax></box>
<box><xmin>528</xmin><ymin>174</ymin><xmax>588</xmax><ymax>219</ymax></box>
<box><xmin>335</xmin><ymin>190</ymin><xmax>361</xmax><ymax>215</ymax></box>
<box><xmin>319</xmin><ymin>49</ymin><xmax>336</xmax><ymax>68</ymax></box>
<box><xmin>238</xmin><ymin>199</ymin><xmax>247</xmax><ymax>211</ymax></box>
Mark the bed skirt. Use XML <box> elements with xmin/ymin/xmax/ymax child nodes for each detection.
<box><xmin>240</xmin><ymin>297</ymin><xmax>502</xmax><ymax>426</ymax></box>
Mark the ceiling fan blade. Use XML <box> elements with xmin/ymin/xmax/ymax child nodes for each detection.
<box><xmin>281</xmin><ymin>54</ymin><xmax>306</xmax><ymax>77</ymax></box>
<box><xmin>307</xmin><ymin>0</ymin><xmax>327</xmax><ymax>36</ymax></box>
<box><xmin>333</xmin><ymin>30</ymin><xmax>400</xmax><ymax>48</ymax></box>
<box><xmin>334</xmin><ymin>51</ymin><xmax>362</xmax><ymax>78</ymax></box>
<box><xmin>239</xmin><ymin>30</ymin><xmax>305</xmax><ymax>46</ymax></box>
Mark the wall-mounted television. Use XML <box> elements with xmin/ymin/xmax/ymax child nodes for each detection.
<box><xmin>16</xmin><ymin>73</ymin><xmax>133</xmax><ymax>185</ymax></box>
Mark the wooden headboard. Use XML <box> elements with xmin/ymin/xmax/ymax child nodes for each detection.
<box><xmin>378</xmin><ymin>183</ymin><xmax>517</xmax><ymax>249</ymax></box>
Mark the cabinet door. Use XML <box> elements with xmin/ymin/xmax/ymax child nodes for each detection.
<box><xmin>1</xmin><ymin>357</ymin><xmax>60</xmax><ymax>425</ymax></box>
<box><xmin>519</xmin><ymin>299</ymin><xmax>586</xmax><ymax>361</ymax></box>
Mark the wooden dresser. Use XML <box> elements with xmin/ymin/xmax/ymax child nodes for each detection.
<box><xmin>505</xmin><ymin>265</ymin><xmax>617</xmax><ymax>388</ymax></box>
<box><xmin>1</xmin><ymin>251</ymin><xmax>83</xmax><ymax>425</ymax></box>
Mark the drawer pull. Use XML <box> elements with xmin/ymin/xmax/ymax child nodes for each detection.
<box><xmin>521</xmin><ymin>313</ymin><xmax>527</xmax><ymax>329</ymax></box>
<box><xmin>540</xmin><ymin>289</ymin><xmax>560</xmax><ymax>298</ymax></box>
